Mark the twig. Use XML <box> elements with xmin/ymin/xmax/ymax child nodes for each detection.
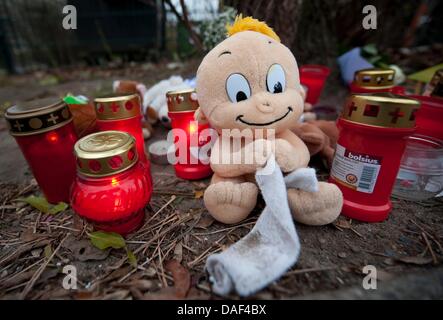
<box><xmin>350</xmin><ymin>227</ymin><xmax>364</xmax><ymax>238</ymax></box>
<box><xmin>193</xmin><ymin>221</ymin><xmax>256</xmax><ymax>236</ymax></box>
<box><xmin>285</xmin><ymin>266</ymin><xmax>337</xmax><ymax>276</ymax></box>
<box><xmin>153</xmin><ymin>191</ymin><xmax>194</xmax><ymax>197</ymax></box>
<box><xmin>411</xmin><ymin>219</ymin><xmax>443</xmax><ymax>253</ymax></box>
<box><xmin>33</xmin><ymin>212</ymin><xmax>41</xmax><ymax>234</ymax></box>
<box><xmin>135</xmin><ymin>195</ymin><xmax>176</xmax><ymax>235</ymax></box>
<box><xmin>20</xmin><ymin>234</ymin><xmax>68</xmax><ymax>299</ymax></box>
<box><xmin>118</xmin><ymin>258</ymin><xmax>152</xmax><ymax>283</ymax></box>
<box><xmin>187</xmin><ymin>234</ymin><xmax>226</xmax><ymax>268</ymax></box>
<box><xmin>157</xmin><ymin>244</ymin><xmax>168</xmax><ymax>288</ymax></box>
<box><xmin>422</xmin><ymin>232</ymin><xmax>438</xmax><ymax>265</ymax></box>
<box><xmin>0</xmin><ymin>258</ymin><xmax>44</xmax><ymax>290</ymax></box>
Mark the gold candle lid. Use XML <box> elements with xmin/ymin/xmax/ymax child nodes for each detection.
<box><xmin>353</xmin><ymin>68</ymin><xmax>395</xmax><ymax>89</ymax></box>
<box><xmin>341</xmin><ymin>93</ymin><xmax>420</xmax><ymax>129</ymax></box>
<box><xmin>166</xmin><ymin>88</ymin><xmax>199</xmax><ymax>112</ymax></box>
<box><xmin>74</xmin><ymin>131</ymin><xmax>138</xmax><ymax>177</ymax></box>
<box><xmin>94</xmin><ymin>93</ymin><xmax>141</xmax><ymax>120</ymax></box>
<box><xmin>5</xmin><ymin>98</ymin><xmax>73</xmax><ymax>136</ymax></box>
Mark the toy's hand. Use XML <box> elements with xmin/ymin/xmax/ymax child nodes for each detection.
<box><xmin>242</xmin><ymin>138</ymin><xmax>274</xmax><ymax>169</ymax></box>
<box><xmin>210</xmin><ymin>138</ymin><xmax>273</xmax><ymax>177</ymax></box>
<box><xmin>274</xmin><ymin>139</ymin><xmax>302</xmax><ymax>172</ymax></box>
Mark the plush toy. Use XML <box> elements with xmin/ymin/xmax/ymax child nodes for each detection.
<box><xmin>299</xmin><ymin>86</ymin><xmax>317</xmax><ymax>122</ymax></box>
<box><xmin>142</xmin><ymin>75</ymin><xmax>193</xmax><ymax>128</ymax></box>
<box><xmin>292</xmin><ymin>120</ymin><xmax>339</xmax><ymax>168</ymax></box>
<box><xmin>196</xmin><ymin>16</ymin><xmax>343</xmax><ymax>226</ymax></box>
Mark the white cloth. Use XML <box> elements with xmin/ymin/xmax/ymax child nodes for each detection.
<box><xmin>205</xmin><ymin>155</ymin><xmax>318</xmax><ymax>297</ymax></box>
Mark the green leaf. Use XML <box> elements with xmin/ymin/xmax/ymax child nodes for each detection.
<box><xmin>126</xmin><ymin>248</ymin><xmax>138</xmax><ymax>268</ymax></box>
<box><xmin>88</xmin><ymin>231</ymin><xmax>126</xmax><ymax>250</ymax></box>
<box><xmin>44</xmin><ymin>244</ymin><xmax>53</xmax><ymax>259</ymax></box>
<box><xmin>16</xmin><ymin>196</ymin><xmax>68</xmax><ymax>215</ymax></box>
<box><xmin>408</xmin><ymin>63</ymin><xmax>443</xmax><ymax>83</ymax></box>
<box><xmin>362</xmin><ymin>43</ymin><xmax>378</xmax><ymax>57</ymax></box>
<box><xmin>48</xmin><ymin>202</ymin><xmax>68</xmax><ymax>214</ymax></box>
<box><xmin>368</xmin><ymin>55</ymin><xmax>382</xmax><ymax>64</ymax></box>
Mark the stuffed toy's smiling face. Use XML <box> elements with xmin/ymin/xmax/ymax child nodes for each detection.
<box><xmin>196</xmin><ymin>30</ymin><xmax>304</xmax><ymax>134</ymax></box>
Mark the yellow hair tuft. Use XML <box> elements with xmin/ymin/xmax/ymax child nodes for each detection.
<box><xmin>226</xmin><ymin>15</ymin><xmax>280</xmax><ymax>42</ymax></box>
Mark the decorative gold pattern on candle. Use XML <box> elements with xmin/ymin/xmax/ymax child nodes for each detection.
<box><xmin>5</xmin><ymin>98</ymin><xmax>73</xmax><ymax>136</ymax></box>
<box><xmin>341</xmin><ymin>93</ymin><xmax>420</xmax><ymax>129</ymax></box>
<box><xmin>94</xmin><ymin>93</ymin><xmax>141</xmax><ymax>120</ymax></box>
<box><xmin>74</xmin><ymin>131</ymin><xmax>138</xmax><ymax>177</ymax></box>
<box><xmin>166</xmin><ymin>88</ymin><xmax>199</xmax><ymax>113</ymax></box>
<box><xmin>353</xmin><ymin>68</ymin><xmax>395</xmax><ymax>90</ymax></box>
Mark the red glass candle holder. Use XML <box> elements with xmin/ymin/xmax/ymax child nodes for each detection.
<box><xmin>94</xmin><ymin>93</ymin><xmax>152</xmax><ymax>188</ymax></box>
<box><xmin>350</xmin><ymin>68</ymin><xmax>397</xmax><ymax>94</ymax></box>
<box><xmin>70</xmin><ymin>131</ymin><xmax>152</xmax><ymax>235</ymax></box>
<box><xmin>166</xmin><ymin>89</ymin><xmax>213</xmax><ymax>180</ymax></box>
<box><xmin>299</xmin><ymin>65</ymin><xmax>330</xmax><ymax>105</ymax></box>
<box><xmin>411</xmin><ymin>95</ymin><xmax>443</xmax><ymax>141</ymax></box>
<box><xmin>329</xmin><ymin>93</ymin><xmax>420</xmax><ymax>222</ymax></box>
<box><xmin>5</xmin><ymin>98</ymin><xmax>78</xmax><ymax>203</ymax></box>
<box><xmin>94</xmin><ymin>93</ymin><xmax>148</xmax><ymax>163</ymax></box>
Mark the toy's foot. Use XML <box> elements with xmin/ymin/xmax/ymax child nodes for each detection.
<box><xmin>204</xmin><ymin>181</ymin><xmax>258</xmax><ymax>224</ymax></box>
<box><xmin>287</xmin><ymin>182</ymin><xmax>343</xmax><ymax>226</ymax></box>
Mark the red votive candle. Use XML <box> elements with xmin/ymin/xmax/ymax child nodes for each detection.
<box><xmin>329</xmin><ymin>93</ymin><xmax>420</xmax><ymax>222</ymax></box>
<box><xmin>5</xmin><ymin>98</ymin><xmax>78</xmax><ymax>203</ymax></box>
<box><xmin>94</xmin><ymin>93</ymin><xmax>152</xmax><ymax>189</ymax></box>
<box><xmin>299</xmin><ymin>65</ymin><xmax>330</xmax><ymax>105</ymax></box>
<box><xmin>70</xmin><ymin>131</ymin><xmax>151</xmax><ymax>235</ymax></box>
<box><xmin>166</xmin><ymin>89</ymin><xmax>213</xmax><ymax>180</ymax></box>
<box><xmin>94</xmin><ymin>93</ymin><xmax>148</xmax><ymax>163</ymax></box>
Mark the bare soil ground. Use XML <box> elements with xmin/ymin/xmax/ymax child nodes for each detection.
<box><xmin>0</xmin><ymin>60</ymin><xmax>442</xmax><ymax>300</ymax></box>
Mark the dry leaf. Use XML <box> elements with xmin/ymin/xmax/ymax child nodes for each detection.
<box><xmin>334</xmin><ymin>218</ymin><xmax>352</xmax><ymax>229</ymax></box>
<box><xmin>44</xmin><ymin>244</ymin><xmax>53</xmax><ymax>259</ymax></box>
<box><xmin>173</xmin><ymin>242</ymin><xmax>183</xmax><ymax>263</ymax></box>
<box><xmin>194</xmin><ymin>190</ymin><xmax>204</xmax><ymax>199</ymax></box>
<box><xmin>63</xmin><ymin>238</ymin><xmax>110</xmax><ymax>261</ymax></box>
<box><xmin>67</xmin><ymin>102</ymin><xmax>97</xmax><ymax>137</ymax></box>
<box><xmin>102</xmin><ymin>290</ymin><xmax>130</xmax><ymax>300</ymax></box>
<box><xmin>396</xmin><ymin>255</ymin><xmax>433</xmax><ymax>265</ymax></box>
<box><xmin>31</xmin><ymin>248</ymin><xmax>42</xmax><ymax>258</ymax></box>
<box><xmin>143</xmin><ymin>287</ymin><xmax>178</xmax><ymax>300</ymax></box>
<box><xmin>144</xmin><ymin>267</ymin><xmax>157</xmax><ymax>278</ymax></box>
<box><xmin>165</xmin><ymin>259</ymin><xmax>191</xmax><ymax>299</ymax></box>
<box><xmin>196</xmin><ymin>214</ymin><xmax>214</xmax><ymax>229</ymax></box>
<box><xmin>114</xmin><ymin>279</ymin><xmax>154</xmax><ymax>291</ymax></box>
<box><xmin>74</xmin><ymin>291</ymin><xmax>97</xmax><ymax>300</ymax></box>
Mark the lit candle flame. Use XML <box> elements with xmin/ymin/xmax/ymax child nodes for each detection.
<box><xmin>111</xmin><ymin>177</ymin><xmax>119</xmax><ymax>186</ymax></box>
<box><xmin>47</xmin><ymin>132</ymin><xmax>59</xmax><ymax>143</ymax></box>
<box><xmin>189</xmin><ymin>122</ymin><xmax>198</xmax><ymax>134</ymax></box>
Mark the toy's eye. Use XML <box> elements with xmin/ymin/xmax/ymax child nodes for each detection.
<box><xmin>266</xmin><ymin>64</ymin><xmax>286</xmax><ymax>94</ymax></box>
<box><xmin>226</xmin><ymin>73</ymin><xmax>251</xmax><ymax>103</ymax></box>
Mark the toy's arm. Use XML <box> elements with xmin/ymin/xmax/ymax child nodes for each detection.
<box><xmin>274</xmin><ymin>130</ymin><xmax>310</xmax><ymax>173</ymax></box>
<box><xmin>210</xmin><ymin>137</ymin><xmax>272</xmax><ymax>178</ymax></box>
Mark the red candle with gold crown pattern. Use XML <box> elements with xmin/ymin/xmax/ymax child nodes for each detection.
<box><xmin>166</xmin><ymin>89</ymin><xmax>213</xmax><ymax>180</ymax></box>
<box><xmin>70</xmin><ymin>131</ymin><xmax>151</xmax><ymax>235</ymax></box>
<box><xmin>350</xmin><ymin>68</ymin><xmax>405</xmax><ymax>95</ymax></box>
<box><xmin>329</xmin><ymin>93</ymin><xmax>420</xmax><ymax>222</ymax></box>
<box><xmin>94</xmin><ymin>93</ymin><xmax>152</xmax><ymax>188</ymax></box>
